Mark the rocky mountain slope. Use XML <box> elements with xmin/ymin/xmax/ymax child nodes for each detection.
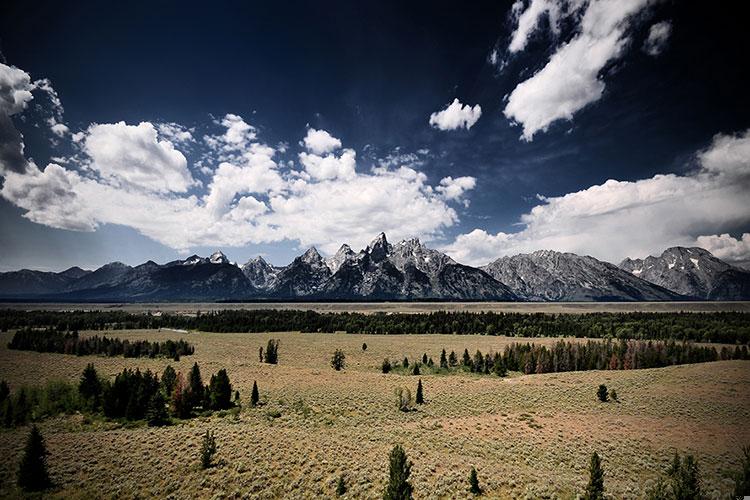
<box><xmin>482</xmin><ymin>250</ymin><xmax>681</xmax><ymax>301</ymax></box>
<box><xmin>619</xmin><ymin>247</ymin><xmax>750</xmax><ymax>300</ymax></box>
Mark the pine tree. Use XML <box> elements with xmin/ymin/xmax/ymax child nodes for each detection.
<box><xmin>264</xmin><ymin>339</ymin><xmax>279</xmax><ymax>364</ymax></box>
<box><xmin>448</xmin><ymin>350</ymin><xmax>458</xmax><ymax>367</ymax></box>
<box><xmin>492</xmin><ymin>354</ymin><xmax>507</xmax><ymax>377</ymax></box>
<box><xmin>171</xmin><ymin>373</ymin><xmax>192</xmax><ymax>418</ymax></box>
<box><xmin>0</xmin><ymin>380</ymin><xmax>10</xmax><ymax>403</ymax></box>
<box><xmin>469</xmin><ymin>466</ymin><xmax>481</xmax><ymax>495</ymax></box>
<box><xmin>250</xmin><ymin>380</ymin><xmax>259</xmax><ymax>407</ymax></box>
<box><xmin>412</xmin><ymin>363</ymin><xmax>420</xmax><ymax>376</ymax></box>
<box><xmin>671</xmin><ymin>454</ymin><xmax>701</xmax><ymax>500</ymax></box>
<box><xmin>597</xmin><ymin>385</ymin><xmax>608</xmax><ymax>402</ymax></box>
<box><xmin>402</xmin><ymin>357</ymin><xmax>409</xmax><ymax>368</ymax></box>
<box><xmin>422</xmin><ymin>353</ymin><xmax>428</xmax><ymax>364</ymax></box>
<box><xmin>17</xmin><ymin>425</ymin><xmax>51</xmax><ymax>491</ymax></box>
<box><xmin>440</xmin><ymin>349</ymin><xmax>448</xmax><ymax>369</ymax></box>
<box><xmin>146</xmin><ymin>391</ymin><xmax>169</xmax><ymax>426</ymax></box>
<box><xmin>200</xmin><ymin>430</ymin><xmax>217</xmax><ymax>469</ymax></box>
<box><xmin>415</xmin><ymin>379</ymin><xmax>424</xmax><ymax>404</ymax></box>
<box><xmin>331</xmin><ymin>349</ymin><xmax>346</xmax><ymax>371</ymax></box>
<box><xmin>79</xmin><ymin>363</ymin><xmax>102</xmax><ymax>410</ymax></box>
<box><xmin>259</xmin><ymin>346</ymin><xmax>263</xmax><ymax>363</ymax></box>
<box><xmin>188</xmin><ymin>363</ymin><xmax>204</xmax><ymax>409</ymax></box>
<box><xmin>336</xmin><ymin>474</ymin><xmax>347</xmax><ymax>495</ymax></box>
<box><xmin>161</xmin><ymin>365</ymin><xmax>177</xmax><ymax>398</ymax></box>
<box><xmin>462</xmin><ymin>349</ymin><xmax>471</xmax><ymax>368</ymax></box>
<box><xmin>362</xmin><ymin>342</ymin><xmax>368</xmax><ymax>352</ymax></box>
<box><xmin>584</xmin><ymin>451</ymin><xmax>605</xmax><ymax>500</ymax></box>
<box><xmin>208</xmin><ymin>369</ymin><xmax>232</xmax><ymax>410</ymax></box>
<box><xmin>383</xmin><ymin>444</ymin><xmax>413</xmax><ymax>500</ymax></box>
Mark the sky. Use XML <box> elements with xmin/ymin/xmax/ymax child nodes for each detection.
<box><xmin>0</xmin><ymin>0</ymin><xmax>748</xmax><ymax>271</ymax></box>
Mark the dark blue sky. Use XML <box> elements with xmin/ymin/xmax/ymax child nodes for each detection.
<box><xmin>1</xmin><ymin>0</ymin><xmax>749</xmax><ymax>270</ymax></box>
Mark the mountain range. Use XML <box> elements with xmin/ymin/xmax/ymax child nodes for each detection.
<box><xmin>1</xmin><ymin>233</ymin><xmax>748</xmax><ymax>302</ymax></box>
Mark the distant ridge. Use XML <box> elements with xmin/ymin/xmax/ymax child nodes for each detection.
<box><xmin>1</xmin><ymin>236</ymin><xmax>747</xmax><ymax>302</ymax></box>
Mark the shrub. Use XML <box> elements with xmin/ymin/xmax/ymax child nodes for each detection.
<box><xmin>336</xmin><ymin>474</ymin><xmax>347</xmax><ymax>495</ymax></box>
<box><xmin>200</xmin><ymin>430</ymin><xmax>217</xmax><ymax>469</ymax></box>
<box><xmin>609</xmin><ymin>388</ymin><xmax>618</xmax><ymax>401</ymax></box>
<box><xmin>17</xmin><ymin>425</ymin><xmax>51</xmax><ymax>491</ymax></box>
<box><xmin>597</xmin><ymin>385</ymin><xmax>608</xmax><ymax>403</ymax></box>
<box><xmin>395</xmin><ymin>387</ymin><xmax>413</xmax><ymax>412</ymax></box>
<box><xmin>585</xmin><ymin>451</ymin><xmax>605</xmax><ymax>500</ymax></box>
<box><xmin>415</xmin><ymin>379</ymin><xmax>424</xmax><ymax>405</ymax></box>
<box><xmin>469</xmin><ymin>466</ymin><xmax>481</xmax><ymax>495</ymax></box>
<box><xmin>383</xmin><ymin>444</ymin><xmax>412</xmax><ymax>500</ymax></box>
<box><xmin>734</xmin><ymin>445</ymin><xmax>750</xmax><ymax>498</ymax></box>
<box><xmin>382</xmin><ymin>358</ymin><xmax>392</xmax><ymax>374</ymax></box>
<box><xmin>331</xmin><ymin>349</ymin><xmax>346</xmax><ymax>371</ymax></box>
<box><xmin>669</xmin><ymin>453</ymin><xmax>701</xmax><ymax>500</ymax></box>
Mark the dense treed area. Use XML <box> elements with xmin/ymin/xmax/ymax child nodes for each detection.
<box><xmin>1</xmin><ymin>309</ymin><xmax>749</xmax><ymax>344</ymax></box>
<box><xmin>387</xmin><ymin>339</ymin><xmax>732</xmax><ymax>378</ymax></box>
<box><xmin>0</xmin><ymin>362</ymin><xmax>235</xmax><ymax>428</ymax></box>
<box><xmin>7</xmin><ymin>328</ymin><xmax>194</xmax><ymax>358</ymax></box>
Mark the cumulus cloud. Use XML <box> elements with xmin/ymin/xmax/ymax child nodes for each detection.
<box><xmin>503</xmin><ymin>0</ymin><xmax>651</xmax><ymax>141</ymax></box>
<box><xmin>0</xmin><ymin>63</ymin><xmax>34</xmax><ymax>173</ymax></box>
<box><xmin>157</xmin><ymin>122</ymin><xmax>194</xmax><ymax>145</ymax></box>
<box><xmin>429</xmin><ymin>98</ymin><xmax>482</xmax><ymax>131</ymax></box>
<box><xmin>643</xmin><ymin>20</ymin><xmax>672</xmax><ymax>56</ymax></box>
<box><xmin>82</xmin><ymin>121</ymin><xmax>196</xmax><ymax>193</ymax></box>
<box><xmin>436</xmin><ymin>176</ymin><xmax>477</xmax><ymax>201</ymax></box>
<box><xmin>508</xmin><ymin>0</ymin><xmax>565</xmax><ymax>53</ymax></box>
<box><xmin>1</xmin><ymin>99</ymin><xmax>470</xmax><ymax>254</ymax></box>
<box><xmin>695</xmin><ymin>233</ymin><xmax>750</xmax><ymax>268</ymax></box>
<box><xmin>302</xmin><ymin>128</ymin><xmax>342</xmax><ymax>155</ymax></box>
<box><xmin>443</xmin><ymin>129</ymin><xmax>750</xmax><ymax>266</ymax></box>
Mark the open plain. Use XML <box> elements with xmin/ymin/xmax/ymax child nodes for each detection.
<box><xmin>0</xmin><ymin>328</ymin><xmax>748</xmax><ymax>498</ymax></box>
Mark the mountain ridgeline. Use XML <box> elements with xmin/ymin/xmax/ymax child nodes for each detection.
<box><xmin>1</xmin><ymin>234</ymin><xmax>748</xmax><ymax>301</ymax></box>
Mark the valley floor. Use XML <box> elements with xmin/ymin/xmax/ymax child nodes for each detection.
<box><xmin>0</xmin><ymin>330</ymin><xmax>748</xmax><ymax>498</ymax></box>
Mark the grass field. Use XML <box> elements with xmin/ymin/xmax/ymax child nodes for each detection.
<box><xmin>0</xmin><ymin>329</ymin><xmax>748</xmax><ymax>498</ymax></box>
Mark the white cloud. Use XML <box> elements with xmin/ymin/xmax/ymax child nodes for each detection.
<box><xmin>157</xmin><ymin>122</ymin><xmax>194</xmax><ymax>144</ymax></box>
<box><xmin>83</xmin><ymin>121</ymin><xmax>196</xmax><ymax>193</ymax></box>
<box><xmin>302</xmin><ymin>128</ymin><xmax>342</xmax><ymax>155</ymax></box>
<box><xmin>2</xmin><ymin>105</ymin><xmax>469</xmax><ymax>254</ymax></box>
<box><xmin>444</xmin><ymin>129</ymin><xmax>750</xmax><ymax>266</ymax></box>
<box><xmin>0</xmin><ymin>63</ymin><xmax>34</xmax><ymax>115</ymax></box>
<box><xmin>50</xmin><ymin>123</ymin><xmax>69</xmax><ymax>137</ymax></box>
<box><xmin>643</xmin><ymin>20</ymin><xmax>672</xmax><ymax>56</ymax></box>
<box><xmin>504</xmin><ymin>0</ymin><xmax>651</xmax><ymax>141</ymax></box>
<box><xmin>299</xmin><ymin>148</ymin><xmax>356</xmax><ymax>181</ymax></box>
<box><xmin>508</xmin><ymin>0</ymin><xmax>564</xmax><ymax>53</ymax></box>
<box><xmin>436</xmin><ymin>176</ymin><xmax>477</xmax><ymax>201</ymax></box>
<box><xmin>695</xmin><ymin>233</ymin><xmax>750</xmax><ymax>267</ymax></box>
<box><xmin>429</xmin><ymin>98</ymin><xmax>482</xmax><ymax>131</ymax></box>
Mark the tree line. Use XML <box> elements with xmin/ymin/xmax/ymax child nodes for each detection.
<box><xmin>0</xmin><ymin>362</ymin><xmax>236</xmax><ymax>428</ymax></box>
<box><xmin>2</xmin><ymin>310</ymin><xmax>750</xmax><ymax>344</ymax></box>
<box><xmin>7</xmin><ymin>328</ymin><xmax>194</xmax><ymax>359</ymax></box>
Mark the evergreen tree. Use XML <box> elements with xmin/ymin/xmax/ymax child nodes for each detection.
<box><xmin>382</xmin><ymin>359</ymin><xmax>392</xmax><ymax>374</ymax></box>
<box><xmin>644</xmin><ymin>478</ymin><xmax>670</xmax><ymax>500</ymax></box>
<box><xmin>200</xmin><ymin>430</ymin><xmax>217</xmax><ymax>469</ymax></box>
<box><xmin>469</xmin><ymin>466</ymin><xmax>481</xmax><ymax>495</ymax></box>
<box><xmin>597</xmin><ymin>385</ymin><xmax>608</xmax><ymax>402</ymax></box>
<box><xmin>412</xmin><ymin>363</ymin><xmax>420</xmax><ymax>376</ymax></box>
<box><xmin>440</xmin><ymin>349</ymin><xmax>448</xmax><ymax>369</ymax></box>
<box><xmin>383</xmin><ymin>444</ymin><xmax>413</xmax><ymax>500</ymax></box>
<box><xmin>17</xmin><ymin>425</ymin><xmax>51</xmax><ymax>491</ymax></box>
<box><xmin>422</xmin><ymin>353</ymin><xmax>428</xmax><ymax>365</ymax></box>
<box><xmin>250</xmin><ymin>380</ymin><xmax>259</xmax><ymax>407</ymax></box>
<box><xmin>331</xmin><ymin>349</ymin><xmax>346</xmax><ymax>371</ymax></box>
<box><xmin>448</xmin><ymin>350</ymin><xmax>458</xmax><ymax>367</ymax></box>
<box><xmin>171</xmin><ymin>373</ymin><xmax>192</xmax><ymax>418</ymax></box>
<box><xmin>208</xmin><ymin>369</ymin><xmax>232</xmax><ymax>410</ymax></box>
<box><xmin>0</xmin><ymin>380</ymin><xmax>9</xmax><ymax>403</ymax></box>
<box><xmin>146</xmin><ymin>391</ymin><xmax>169</xmax><ymax>426</ymax></box>
<box><xmin>609</xmin><ymin>388</ymin><xmax>618</xmax><ymax>401</ymax></box>
<box><xmin>462</xmin><ymin>349</ymin><xmax>472</xmax><ymax>368</ymax></box>
<box><xmin>473</xmin><ymin>350</ymin><xmax>484</xmax><ymax>373</ymax></box>
<box><xmin>161</xmin><ymin>365</ymin><xmax>177</xmax><ymax>398</ymax></box>
<box><xmin>734</xmin><ymin>445</ymin><xmax>750</xmax><ymax>498</ymax></box>
<box><xmin>415</xmin><ymin>379</ymin><xmax>424</xmax><ymax>404</ymax></box>
<box><xmin>188</xmin><ymin>363</ymin><xmax>204</xmax><ymax>409</ymax></box>
<box><xmin>336</xmin><ymin>474</ymin><xmax>347</xmax><ymax>495</ymax></box>
<box><xmin>492</xmin><ymin>354</ymin><xmax>507</xmax><ymax>377</ymax></box>
<box><xmin>259</xmin><ymin>346</ymin><xmax>263</xmax><ymax>363</ymax></box>
<box><xmin>78</xmin><ymin>363</ymin><xmax>102</xmax><ymax>410</ymax></box>
<box><xmin>671</xmin><ymin>454</ymin><xmax>701</xmax><ymax>500</ymax></box>
<box><xmin>264</xmin><ymin>339</ymin><xmax>279</xmax><ymax>364</ymax></box>
<box><xmin>362</xmin><ymin>342</ymin><xmax>368</xmax><ymax>352</ymax></box>
<box><xmin>402</xmin><ymin>357</ymin><xmax>409</xmax><ymax>369</ymax></box>
<box><xmin>584</xmin><ymin>452</ymin><xmax>605</xmax><ymax>500</ymax></box>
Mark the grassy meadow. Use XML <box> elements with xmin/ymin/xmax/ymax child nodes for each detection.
<box><xmin>0</xmin><ymin>329</ymin><xmax>748</xmax><ymax>498</ymax></box>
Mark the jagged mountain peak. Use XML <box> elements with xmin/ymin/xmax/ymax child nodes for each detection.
<box><xmin>366</xmin><ymin>232</ymin><xmax>390</xmax><ymax>261</ymax></box>
<box><xmin>327</xmin><ymin>244</ymin><xmax>356</xmax><ymax>273</ymax></box>
<box><xmin>209</xmin><ymin>250</ymin><xmax>229</xmax><ymax>264</ymax></box>
<box><xmin>300</xmin><ymin>246</ymin><xmax>324</xmax><ymax>264</ymax></box>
